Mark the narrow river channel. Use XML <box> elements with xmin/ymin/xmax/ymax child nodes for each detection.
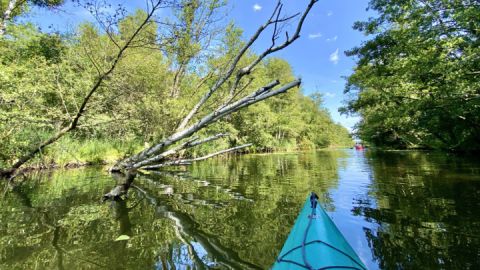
<box><xmin>1</xmin><ymin>149</ymin><xmax>479</xmax><ymax>269</ymax></box>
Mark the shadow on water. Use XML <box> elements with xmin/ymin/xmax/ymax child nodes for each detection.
<box><xmin>1</xmin><ymin>150</ymin><xmax>480</xmax><ymax>269</ymax></box>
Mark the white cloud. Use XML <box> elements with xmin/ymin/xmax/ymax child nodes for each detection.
<box><xmin>326</xmin><ymin>35</ymin><xmax>338</xmax><ymax>42</ymax></box>
<box><xmin>308</xmin><ymin>32</ymin><xmax>322</xmax><ymax>39</ymax></box>
<box><xmin>329</xmin><ymin>48</ymin><xmax>339</xmax><ymax>64</ymax></box>
<box><xmin>327</xmin><ymin>11</ymin><xmax>333</xmax><ymax>16</ymax></box>
<box><xmin>253</xmin><ymin>4</ymin><xmax>262</xmax><ymax>12</ymax></box>
<box><xmin>325</xmin><ymin>92</ymin><xmax>336</xmax><ymax>98</ymax></box>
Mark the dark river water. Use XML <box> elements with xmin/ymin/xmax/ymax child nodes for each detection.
<box><xmin>1</xmin><ymin>149</ymin><xmax>480</xmax><ymax>269</ymax></box>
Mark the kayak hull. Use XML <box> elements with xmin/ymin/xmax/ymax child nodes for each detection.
<box><xmin>272</xmin><ymin>193</ymin><xmax>367</xmax><ymax>270</ymax></box>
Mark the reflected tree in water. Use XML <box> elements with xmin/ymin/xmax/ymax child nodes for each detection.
<box><xmin>353</xmin><ymin>152</ymin><xmax>480</xmax><ymax>269</ymax></box>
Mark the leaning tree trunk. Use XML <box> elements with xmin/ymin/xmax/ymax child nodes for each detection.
<box><xmin>104</xmin><ymin>0</ymin><xmax>319</xmax><ymax>200</ymax></box>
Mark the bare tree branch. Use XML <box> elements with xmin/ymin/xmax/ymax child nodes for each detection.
<box><xmin>223</xmin><ymin>77</ymin><xmax>253</xmax><ymax>108</ymax></box>
<box><xmin>174</xmin><ymin>0</ymin><xmax>281</xmax><ymax>131</ymax></box>
<box><xmin>121</xmin><ymin>80</ymin><xmax>279</xmax><ymax>166</ymax></box>
<box><xmin>116</xmin><ymin>78</ymin><xmax>301</xmax><ymax>172</ymax></box>
<box><xmin>141</xmin><ymin>143</ymin><xmax>252</xmax><ymax>170</ymax></box>
<box><xmin>131</xmin><ymin>132</ymin><xmax>229</xmax><ymax>169</ymax></box>
<box><xmin>175</xmin><ymin>0</ymin><xmax>317</xmax><ymax>131</ymax></box>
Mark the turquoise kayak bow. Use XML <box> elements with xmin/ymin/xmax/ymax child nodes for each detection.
<box><xmin>272</xmin><ymin>192</ymin><xmax>367</xmax><ymax>270</ymax></box>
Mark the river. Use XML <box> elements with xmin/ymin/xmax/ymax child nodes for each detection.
<box><xmin>1</xmin><ymin>149</ymin><xmax>479</xmax><ymax>269</ymax></box>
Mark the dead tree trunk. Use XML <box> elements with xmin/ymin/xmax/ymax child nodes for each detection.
<box><xmin>112</xmin><ymin>0</ymin><xmax>318</xmax><ymax>172</ymax></box>
<box><xmin>104</xmin><ymin>0</ymin><xmax>320</xmax><ymax>199</ymax></box>
<box><xmin>102</xmin><ymin>169</ymin><xmax>138</xmax><ymax>201</ymax></box>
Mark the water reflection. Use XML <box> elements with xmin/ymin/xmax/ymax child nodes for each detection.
<box><xmin>353</xmin><ymin>151</ymin><xmax>480</xmax><ymax>269</ymax></box>
<box><xmin>1</xmin><ymin>150</ymin><xmax>479</xmax><ymax>269</ymax></box>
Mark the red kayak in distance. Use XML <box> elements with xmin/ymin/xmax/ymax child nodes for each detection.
<box><xmin>355</xmin><ymin>144</ymin><xmax>364</xmax><ymax>150</ymax></box>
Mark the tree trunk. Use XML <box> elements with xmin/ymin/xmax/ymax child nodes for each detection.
<box><xmin>0</xmin><ymin>0</ymin><xmax>18</xmax><ymax>37</ymax></box>
<box><xmin>102</xmin><ymin>170</ymin><xmax>137</xmax><ymax>201</ymax></box>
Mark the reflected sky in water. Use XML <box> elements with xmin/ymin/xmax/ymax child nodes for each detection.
<box><xmin>1</xmin><ymin>149</ymin><xmax>480</xmax><ymax>269</ymax></box>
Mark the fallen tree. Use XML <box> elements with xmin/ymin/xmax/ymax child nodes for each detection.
<box><xmin>104</xmin><ymin>0</ymin><xmax>319</xmax><ymax>199</ymax></box>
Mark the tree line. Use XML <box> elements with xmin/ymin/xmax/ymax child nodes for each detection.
<box><xmin>342</xmin><ymin>0</ymin><xmax>480</xmax><ymax>151</ymax></box>
<box><xmin>0</xmin><ymin>0</ymin><xmax>352</xmax><ymax>177</ymax></box>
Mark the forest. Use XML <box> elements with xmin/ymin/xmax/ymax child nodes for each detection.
<box><xmin>0</xmin><ymin>0</ymin><xmax>352</xmax><ymax>177</ymax></box>
<box><xmin>342</xmin><ymin>0</ymin><xmax>480</xmax><ymax>151</ymax></box>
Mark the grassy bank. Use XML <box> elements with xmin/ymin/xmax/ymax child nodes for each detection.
<box><xmin>3</xmin><ymin>136</ymin><xmax>352</xmax><ymax>173</ymax></box>
<box><xmin>23</xmin><ymin>136</ymin><xmax>144</xmax><ymax>170</ymax></box>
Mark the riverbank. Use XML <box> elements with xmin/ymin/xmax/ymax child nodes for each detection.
<box><xmin>0</xmin><ymin>137</ymin><xmax>142</xmax><ymax>178</ymax></box>
<box><xmin>0</xmin><ymin>136</ymin><xmax>354</xmax><ymax>178</ymax></box>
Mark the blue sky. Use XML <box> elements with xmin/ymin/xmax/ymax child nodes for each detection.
<box><xmin>25</xmin><ymin>0</ymin><xmax>373</xmax><ymax>130</ymax></box>
<box><xmin>228</xmin><ymin>1</ymin><xmax>373</xmax><ymax>130</ymax></box>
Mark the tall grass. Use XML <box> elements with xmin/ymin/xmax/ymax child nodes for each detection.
<box><xmin>28</xmin><ymin>135</ymin><xmax>143</xmax><ymax>168</ymax></box>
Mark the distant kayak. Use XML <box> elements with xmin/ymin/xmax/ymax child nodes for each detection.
<box><xmin>355</xmin><ymin>145</ymin><xmax>364</xmax><ymax>150</ymax></box>
<box><xmin>272</xmin><ymin>193</ymin><xmax>367</xmax><ymax>270</ymax></box>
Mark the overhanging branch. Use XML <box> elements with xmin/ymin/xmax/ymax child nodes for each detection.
<box><xmin>141</xmin><ymin>143</ymin><xmax>252</xmax><ymax>170</ymax></box>
<box><xmin>131</xmin><ymin>133</ymin><xmax>229</xmax><ymax>169</ymax></box>
<box><xmin>120</xmin><ymin>79</ymin><xmax>300</xmax><ymax>168</ymax></box>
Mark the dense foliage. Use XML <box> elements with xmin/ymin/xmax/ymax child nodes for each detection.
<box><xmin>342</xmin><ymin>0</ymin><xmax>480</xmax><ymax>150</ymax></box>
<box><xmin>0</xmin><ymin>2</ymin><xmax>351</xmax><ymax>170</ymax></box>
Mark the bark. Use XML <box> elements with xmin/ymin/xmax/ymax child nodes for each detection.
<box><xmin>0</xmin><ymin>168</ymin><xmax>14</xmax><ymax>179</ymax></box>
<box><xmin>131</xmin><ymin>133</ymin><xmax>229</xmax><ymax>169</ymax></box>
<box><xmin>0</xmin><ymin>0</ymin><xmax>21</xmax><ymax>37</ymax></box>
<box><xmin>102</xmin><ymin>170</ymin><xmax>137</xmax><ymax>201</ymax></box>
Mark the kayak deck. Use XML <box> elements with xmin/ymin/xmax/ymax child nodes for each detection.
<box><xmin>272</xmin><ymin>193</ymin><xmax>367</xmax><ymax>270</ymax></box>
